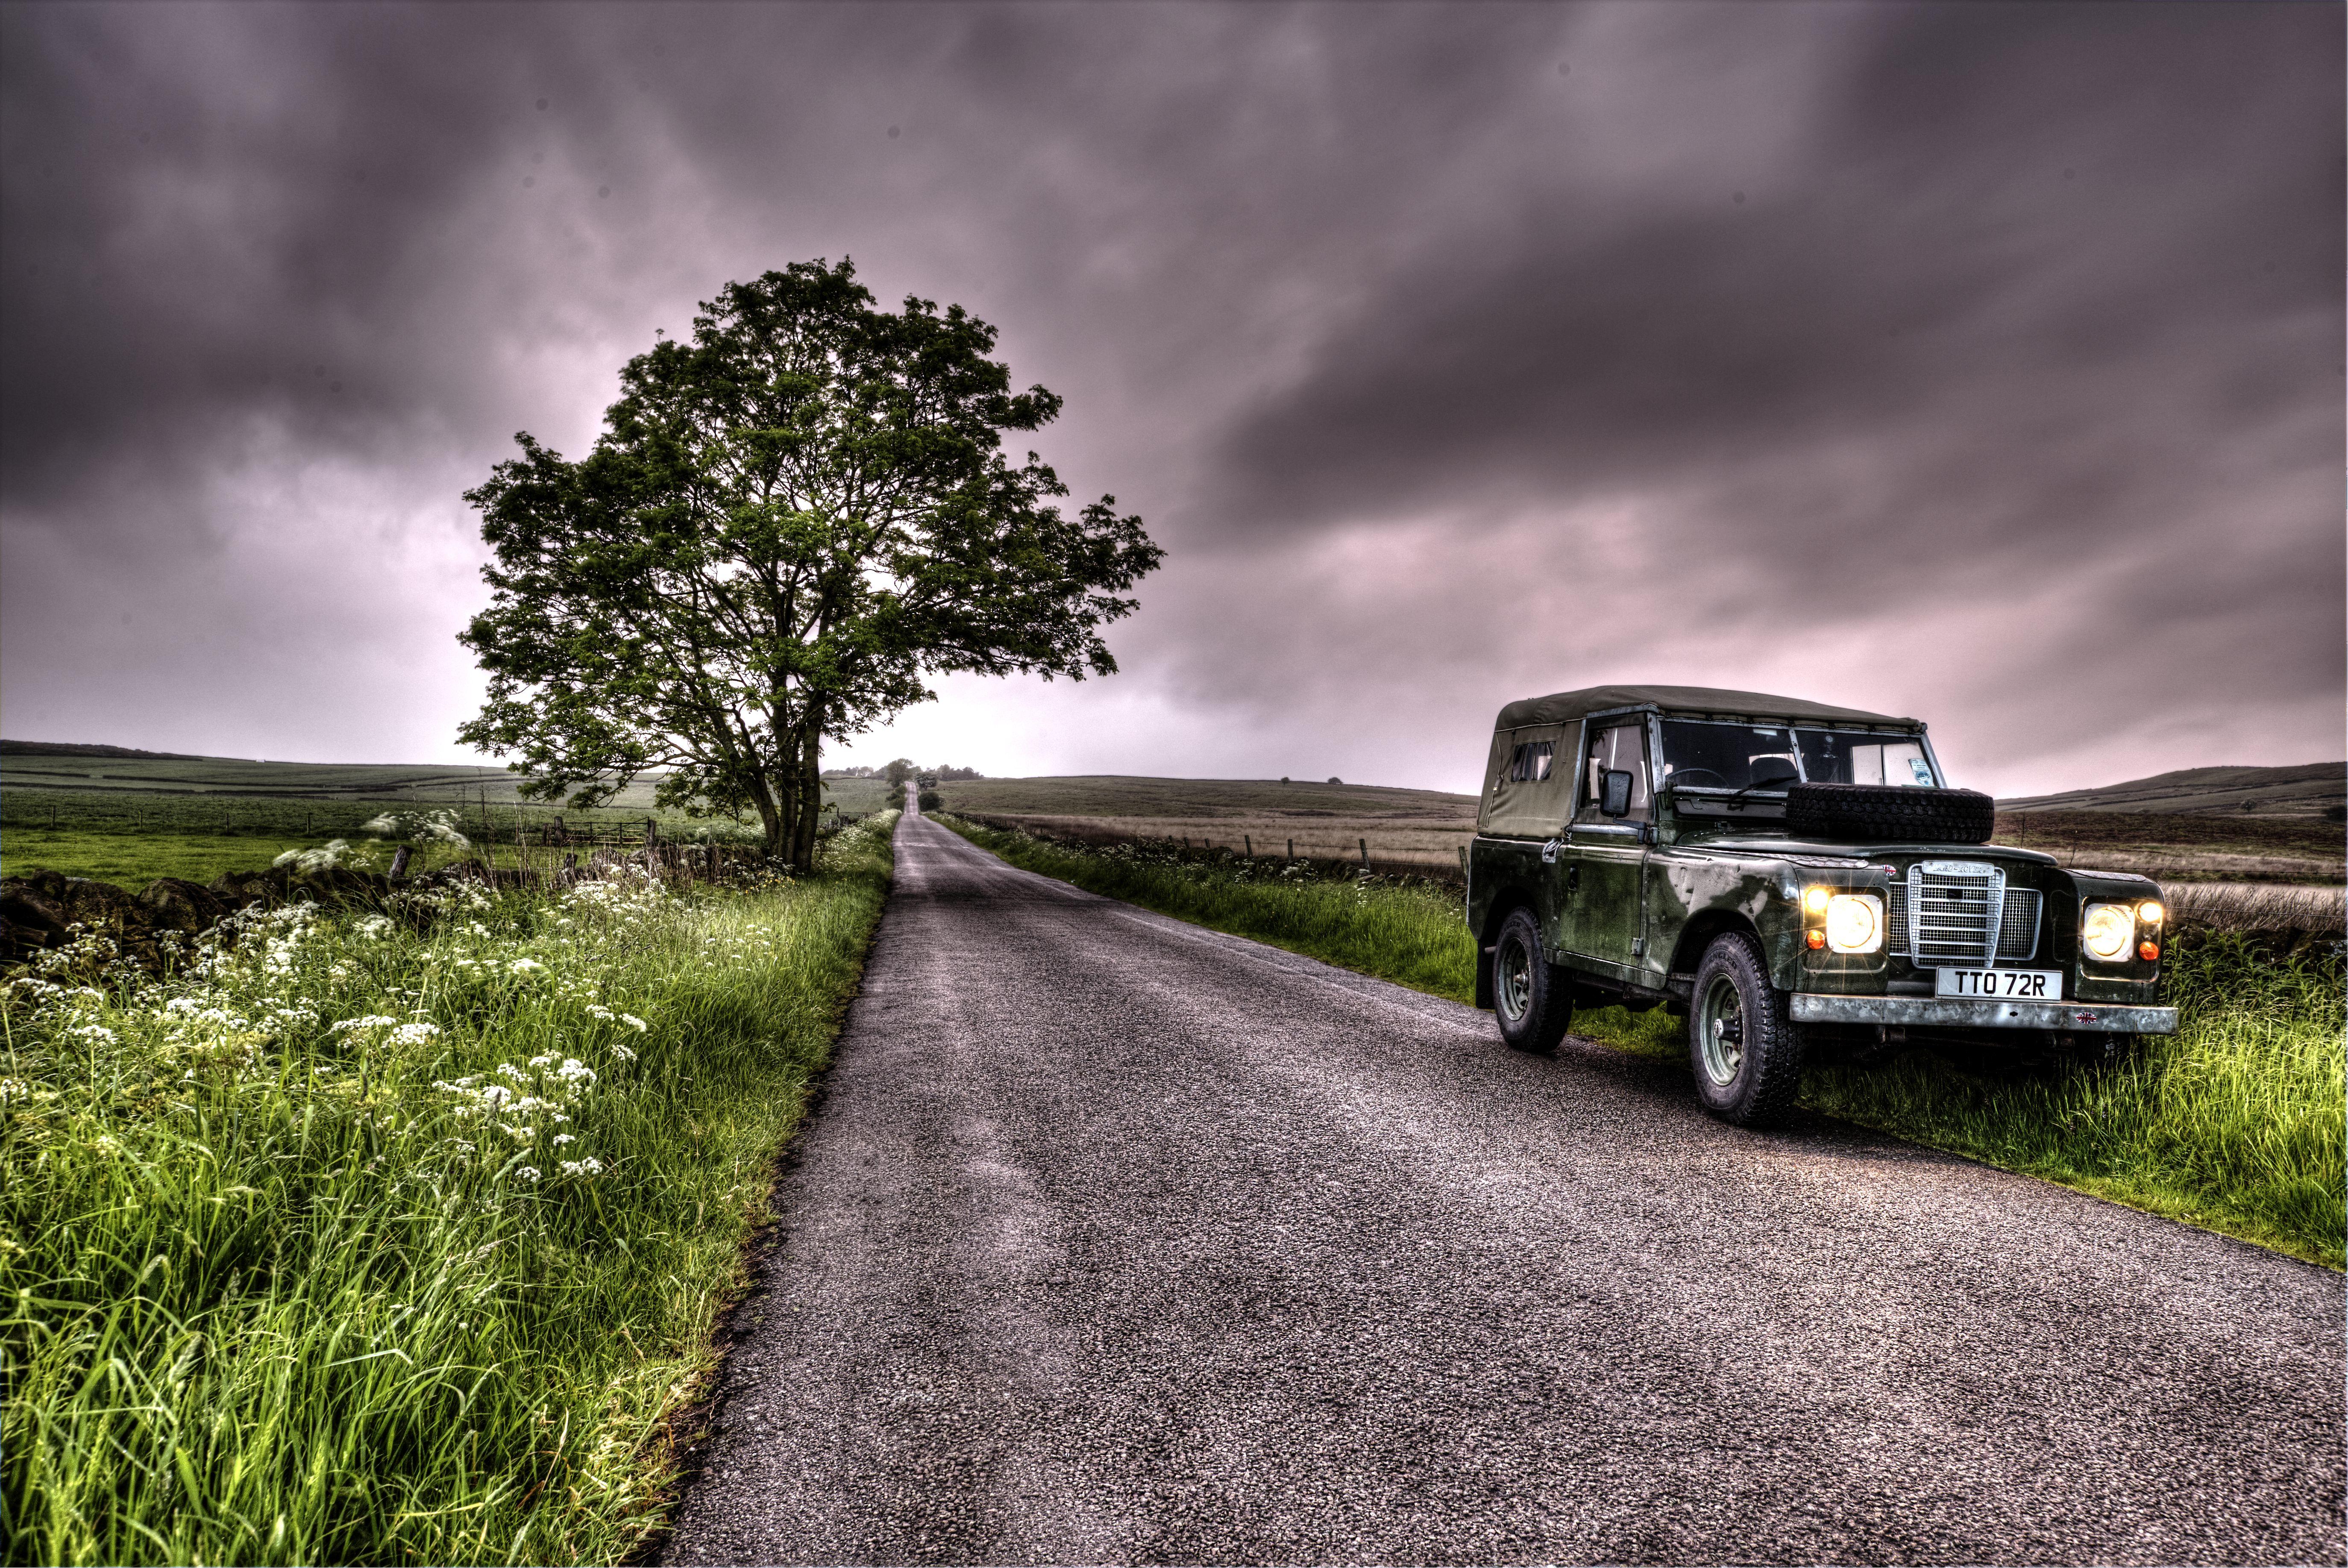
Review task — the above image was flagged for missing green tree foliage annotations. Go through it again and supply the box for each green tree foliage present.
[457,260,1162,868]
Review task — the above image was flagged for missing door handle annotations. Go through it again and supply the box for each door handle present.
[1540,838,1561,864]
[1565,865,1581,895]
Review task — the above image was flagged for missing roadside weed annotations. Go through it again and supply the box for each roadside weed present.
[3,814,896,1565]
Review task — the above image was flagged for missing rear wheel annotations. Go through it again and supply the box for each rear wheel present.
[1493,907,1572,1055]
[1688,932,1805,1126]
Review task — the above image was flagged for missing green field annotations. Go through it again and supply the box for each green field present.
[5,814,901,1565]
[939,815,2345,1271]
[0,749,580,805]
[929,774,1474,819]
[2,771,898,893]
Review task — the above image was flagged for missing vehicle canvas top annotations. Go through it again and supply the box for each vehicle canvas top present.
[1491,684,1917,731]
[1479,685,1920,837]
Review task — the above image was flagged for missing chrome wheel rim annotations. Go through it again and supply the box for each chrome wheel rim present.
[1496,931,1535,1025]
[1698,973,1745,1086]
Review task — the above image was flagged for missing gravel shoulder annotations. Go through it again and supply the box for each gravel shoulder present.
[663,813,2344,1565]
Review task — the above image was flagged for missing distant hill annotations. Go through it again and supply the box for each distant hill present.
[2000,762,2345,816]
[2,739,208,761]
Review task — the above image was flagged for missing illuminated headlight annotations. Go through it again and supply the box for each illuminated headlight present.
[2081,902,2134,961]
[1824,893,1884,954]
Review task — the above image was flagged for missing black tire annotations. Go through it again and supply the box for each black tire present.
[1784,783,1996,845]
[1687,932,1806,1126]
[1492,907,1572,1055]
[2071,1031,2139,1070]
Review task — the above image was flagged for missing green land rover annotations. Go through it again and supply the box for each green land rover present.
[1465,685,2176,1126]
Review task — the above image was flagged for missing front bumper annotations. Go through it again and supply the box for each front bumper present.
[1789,994,2177,1035]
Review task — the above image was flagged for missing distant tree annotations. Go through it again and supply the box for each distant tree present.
[917,788,944,811]
[1280,776,1290,784]
[1328,776,1342,784]
[457,259,1162,869]
[883,758,918,788]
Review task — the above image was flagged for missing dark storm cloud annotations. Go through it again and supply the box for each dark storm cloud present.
[0,1,2336,790]
[1211,4,2336,555]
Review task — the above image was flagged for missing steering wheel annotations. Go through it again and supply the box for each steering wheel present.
[1668,768,1729,788]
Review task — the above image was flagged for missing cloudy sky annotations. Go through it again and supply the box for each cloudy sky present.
[3,1,2338,797]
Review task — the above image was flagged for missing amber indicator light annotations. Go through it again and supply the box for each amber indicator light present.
[2139,941,2160,962]
[1805,929,1827,950]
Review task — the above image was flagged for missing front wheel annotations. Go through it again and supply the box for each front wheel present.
[1688,932,1805,1126]
[1492,907,1572,1054]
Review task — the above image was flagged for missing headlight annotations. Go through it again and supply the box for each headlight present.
[2138,900,2163,926]
[2081,902,2134,961]
[1824,893,1884,954]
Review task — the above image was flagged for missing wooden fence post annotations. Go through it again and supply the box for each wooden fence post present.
[1244,835,1252,857]
[1287,839,1294,860]
[1359,838,1369,866]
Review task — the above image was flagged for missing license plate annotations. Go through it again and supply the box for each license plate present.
[1935,967,2062,1000]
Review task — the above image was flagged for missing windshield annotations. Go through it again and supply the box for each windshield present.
[1657,719,1937,791]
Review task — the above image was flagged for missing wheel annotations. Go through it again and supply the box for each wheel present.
[1492,907,1572,1054]
[1687,932,1806,1126]
[1783,783,1996,845]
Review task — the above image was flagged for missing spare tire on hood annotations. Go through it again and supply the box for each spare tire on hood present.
[1784,783,1996,845]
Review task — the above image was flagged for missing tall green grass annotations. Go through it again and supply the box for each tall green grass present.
[946,818,2344,1269]
[1804,929,2344,1268]
[3,813,897,1565]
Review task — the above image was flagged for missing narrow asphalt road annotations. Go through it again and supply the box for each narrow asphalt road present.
[665,813,2343,1565]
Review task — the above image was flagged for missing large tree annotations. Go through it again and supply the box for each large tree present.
[457,260,1162,869]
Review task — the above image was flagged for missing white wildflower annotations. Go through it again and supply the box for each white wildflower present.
[514,1166,541,1183]
[558,1157,604,1177]
[389,1023,440,1046]
[331,1015,400,1033]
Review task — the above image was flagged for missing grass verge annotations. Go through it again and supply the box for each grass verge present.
[943,817,2343,1270]
[3,812,898,1565]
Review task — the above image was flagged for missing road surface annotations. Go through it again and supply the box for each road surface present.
[665,813,2342,1564]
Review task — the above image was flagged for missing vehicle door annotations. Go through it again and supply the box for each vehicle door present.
[1479,722,1576,946]
[1562,719,1652,974]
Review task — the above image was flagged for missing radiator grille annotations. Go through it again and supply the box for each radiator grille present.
[1881,871,2043,964]
[1893,861,2009,967]
[1998,889,2043,961]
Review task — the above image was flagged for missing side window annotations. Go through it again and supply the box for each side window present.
[1581,723,1652,819]
[1507,740,1556,783]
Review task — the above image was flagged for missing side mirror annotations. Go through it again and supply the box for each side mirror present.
[1601,769,1635,818]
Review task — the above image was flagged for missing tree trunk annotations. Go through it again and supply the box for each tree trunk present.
[790,715,823,873]
[751,776,786,860]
